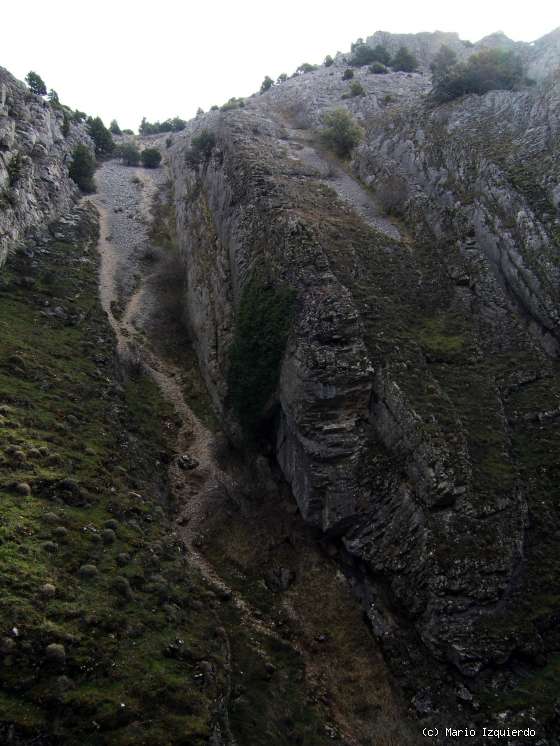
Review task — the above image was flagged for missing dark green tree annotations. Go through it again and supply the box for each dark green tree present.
[109,119,122,134]
[68,144,96,193]
[87,116,114,156]
[392,46,418,72]
[25,71,47,96]
[260,75,274,94]
[277,73,288,83]
[324,55,334,67]
[48,89,60,106]
[342,68,354,80]
[141,148,162,168]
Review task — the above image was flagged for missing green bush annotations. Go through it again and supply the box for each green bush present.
[186,130,216,167]
[369,62,388,74]
[319,108,363,158]
[296,63,318,74]
[109,119,122,134]
[122,128,134,135]
[277,73,288,83]
[432,49,526,102]
[141,148,162,168]
[349,81,365,97]
[87,116,114,157]
[25,71,46,96]
[7,152,23,187]
[118,143,141,166]
[392,46,418,72]
[69,144,96,193]
[73,110,86,123]
[221,97,245,111]
[227,275,296,435]
[324,55,334,67]
[260,75,274,94]
[342,68,354,80]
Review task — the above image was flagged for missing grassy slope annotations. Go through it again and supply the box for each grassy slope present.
[0,220,225,745]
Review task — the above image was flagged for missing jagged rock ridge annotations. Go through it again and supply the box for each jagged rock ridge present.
[165,28,560,731]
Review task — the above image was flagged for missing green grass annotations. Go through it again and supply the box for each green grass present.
[0,220,225,744]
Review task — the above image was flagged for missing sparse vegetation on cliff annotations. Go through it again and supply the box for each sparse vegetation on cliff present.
[25,71,46,96]
[228,276,296,435]
[319,108,363,158]
[432,48,527,101]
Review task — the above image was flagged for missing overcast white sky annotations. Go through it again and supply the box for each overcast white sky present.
[2,1,558,130]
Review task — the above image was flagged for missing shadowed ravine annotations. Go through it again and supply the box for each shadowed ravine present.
[91,160,409,745]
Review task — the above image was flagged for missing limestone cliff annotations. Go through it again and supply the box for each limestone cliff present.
[166,29,560,732]
[0,66,92,266]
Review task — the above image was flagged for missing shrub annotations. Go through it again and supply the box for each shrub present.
[350,81,365,97]
[141,148,162,168]
[61,112,70,137]
[324,55,334,67]
[7,152,23,187]
[221,97,245,111]
[69,144,95,193]
[260,75,274,94]
[227,275,296,435]
[186,130,216,167]
[122,128,134,135]
[296,63,318,74]
[369,62,388,74]
[73,110,86,123]
[277,73,288,83]
[432,49,526,102]
[342,68,354,80]
[392,46,418,72]
[25,71,46,96]
[109,119,122,134]
[48,89,60,107]
[87,116,114,157]
[319,108,363,158]
[118,143,141,166]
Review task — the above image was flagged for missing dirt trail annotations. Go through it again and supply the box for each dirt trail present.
[92,163,288,643]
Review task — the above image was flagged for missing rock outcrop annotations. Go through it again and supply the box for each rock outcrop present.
[165,28,560,731]
[0,66,92,266]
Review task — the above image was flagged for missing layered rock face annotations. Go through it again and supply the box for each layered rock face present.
[0,67,92,266]
[168,29,560,707]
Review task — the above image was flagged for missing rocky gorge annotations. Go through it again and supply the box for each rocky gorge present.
[1,24,560,746]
